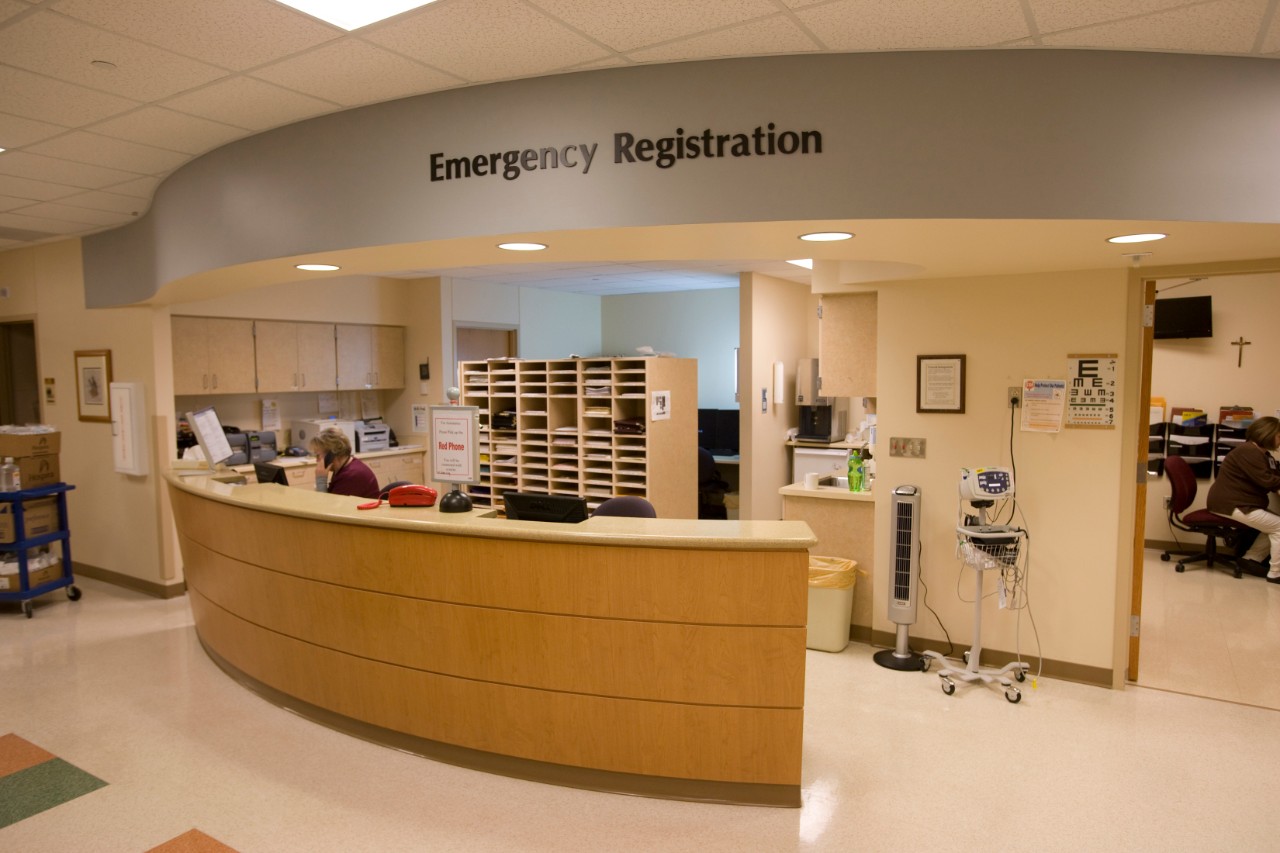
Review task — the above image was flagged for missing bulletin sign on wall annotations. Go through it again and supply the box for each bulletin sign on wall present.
[1065,354,1118,429]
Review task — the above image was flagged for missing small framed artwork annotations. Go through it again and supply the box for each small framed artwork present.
[917,354,966,414]
[75,349,113,422]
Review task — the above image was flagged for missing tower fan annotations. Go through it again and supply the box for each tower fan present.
[873,485,928,671]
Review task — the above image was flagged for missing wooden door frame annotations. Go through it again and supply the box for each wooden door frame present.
[1126,257,1280,682]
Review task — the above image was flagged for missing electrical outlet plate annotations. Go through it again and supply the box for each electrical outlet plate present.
[1008,386,1021,408]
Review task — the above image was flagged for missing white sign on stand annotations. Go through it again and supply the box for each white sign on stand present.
[429,405,479,484]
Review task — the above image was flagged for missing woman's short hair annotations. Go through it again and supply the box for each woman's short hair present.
[1245,416,1280,450]
[309,426,353,457]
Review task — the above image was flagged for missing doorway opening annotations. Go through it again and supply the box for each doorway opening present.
[454,325,517,381]
[0,321,40,425]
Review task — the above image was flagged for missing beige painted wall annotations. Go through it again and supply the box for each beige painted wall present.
[740,272,812,520]
[1144,272,1280,542]
[0,241,168,587]
[874,269,1132,671]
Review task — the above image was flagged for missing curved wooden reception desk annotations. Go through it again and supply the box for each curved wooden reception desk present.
[167,473,815,807]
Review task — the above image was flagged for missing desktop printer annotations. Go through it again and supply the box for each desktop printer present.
[354,422,390,452]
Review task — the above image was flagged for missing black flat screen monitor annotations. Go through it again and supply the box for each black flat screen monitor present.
[254,462,289,485]
[1154,295,1212,339]
[503,491,588,523]
[697,408,740,455]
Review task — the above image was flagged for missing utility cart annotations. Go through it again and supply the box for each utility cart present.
[0,483,78,618]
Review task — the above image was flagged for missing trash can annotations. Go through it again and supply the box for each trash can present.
[807,556,857,653]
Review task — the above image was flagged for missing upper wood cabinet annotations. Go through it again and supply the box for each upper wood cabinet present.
[255,321,337,393]
[172,316,256,395]
[817,293,877,397]
[336,324,404,390]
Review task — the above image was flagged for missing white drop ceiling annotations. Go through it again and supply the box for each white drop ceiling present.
[3,0,1279,294]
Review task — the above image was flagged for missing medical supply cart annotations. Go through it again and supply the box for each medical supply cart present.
[0,483,79,618]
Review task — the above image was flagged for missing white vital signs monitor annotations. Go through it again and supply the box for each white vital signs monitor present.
[958,467,1014,501]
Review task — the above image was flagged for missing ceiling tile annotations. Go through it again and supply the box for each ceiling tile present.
[54,188,149,216]
[161,76,340,131]
[0,66,139,126]
[100,176,161,199]
[795,0,1029,50]
[1040,0,1266,53]
[18,200,132,227]
[0,11,230,101]
[364,0,611,82]
[26,132,189,176]
[0,0,28,23]
[532,0,781,52]
[1029,0,1205,36]
[0,112,69,149]
[0,151,142,190]
[0,210,96,234]
[628,16,823,63]
[90,107,246,155]
[252,39,462,107]
[52,0,342,71]
[0,173,81,202]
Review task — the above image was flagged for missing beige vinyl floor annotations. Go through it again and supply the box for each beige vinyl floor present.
[2,574,1278,852]
[1136,547,1280,709]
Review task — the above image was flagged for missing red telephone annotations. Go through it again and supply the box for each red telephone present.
[357,484,438,510]
[389,484,437,506]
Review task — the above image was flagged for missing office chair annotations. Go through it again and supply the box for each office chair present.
[379,480,412,499]
[591,496,657,518]
[1160,454,1249,578]
[697,447,729,520]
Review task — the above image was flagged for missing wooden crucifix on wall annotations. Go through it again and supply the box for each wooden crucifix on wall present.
[1231,336,1251,367]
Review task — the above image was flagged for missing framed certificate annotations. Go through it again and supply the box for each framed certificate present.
[917,354,966,414]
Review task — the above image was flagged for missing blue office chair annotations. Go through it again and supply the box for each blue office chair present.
[592,496,657,518]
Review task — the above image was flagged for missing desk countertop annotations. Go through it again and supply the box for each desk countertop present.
[778,482,876,502]
[166,470,815,551]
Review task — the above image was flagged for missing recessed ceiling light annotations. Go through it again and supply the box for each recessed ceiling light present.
[271,0,437,31]
[498,242,547,252]
[787,259,814,269]
[1107,233,1167,244]
[296,263,340,271]
[799,231,853,242]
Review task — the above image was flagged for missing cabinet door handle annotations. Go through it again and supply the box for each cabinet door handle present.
[293,373,298,388]
[301,373,306,388]
[212,374,218,389]
[203,374,208,390]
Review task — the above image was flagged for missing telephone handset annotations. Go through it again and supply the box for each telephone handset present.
[323,451,335,468]
[357,484,439,510]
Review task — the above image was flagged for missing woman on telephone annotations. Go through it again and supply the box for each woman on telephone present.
[309,427,380,499]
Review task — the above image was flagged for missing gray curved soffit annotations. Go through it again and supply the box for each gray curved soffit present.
[82,49,1280,307]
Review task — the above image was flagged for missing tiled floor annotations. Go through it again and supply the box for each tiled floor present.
[1136,548,1280,709]
[2,575,1279,851]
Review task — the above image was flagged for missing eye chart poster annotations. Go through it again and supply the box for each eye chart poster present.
[1065,354,1118,429]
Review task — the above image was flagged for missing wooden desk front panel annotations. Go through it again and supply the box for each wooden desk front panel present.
[171,487,807,791]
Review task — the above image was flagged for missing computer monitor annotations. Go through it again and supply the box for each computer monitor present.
[186,406,235,471]
[697,408,740,455]
[254,462,289,486]
[503,491,588,523]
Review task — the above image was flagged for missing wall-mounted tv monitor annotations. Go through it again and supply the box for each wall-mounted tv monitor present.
[1153,295,1212,339]
[254,462,289,486]
[503,491,588,523]
[697,408,740,455]
[186,406,235,470]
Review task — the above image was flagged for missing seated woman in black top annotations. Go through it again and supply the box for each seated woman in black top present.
[1206,416,1280,582]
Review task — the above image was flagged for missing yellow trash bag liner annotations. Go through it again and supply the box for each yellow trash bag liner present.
[808,556,857,590]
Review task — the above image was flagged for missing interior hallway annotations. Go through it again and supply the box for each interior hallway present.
[2,576,1278,852]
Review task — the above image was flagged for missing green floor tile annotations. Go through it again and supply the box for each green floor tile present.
[0,757,107,828]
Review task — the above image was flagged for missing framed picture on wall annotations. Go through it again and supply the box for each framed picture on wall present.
[917,354,966,414]
[75,349,113,422]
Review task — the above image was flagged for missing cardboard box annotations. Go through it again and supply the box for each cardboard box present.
[0,497,58,544]
[14,455,60,490]
[0,546,63,591]
[0,431,60,458]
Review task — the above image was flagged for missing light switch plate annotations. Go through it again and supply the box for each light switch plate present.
[889,437,926,458]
